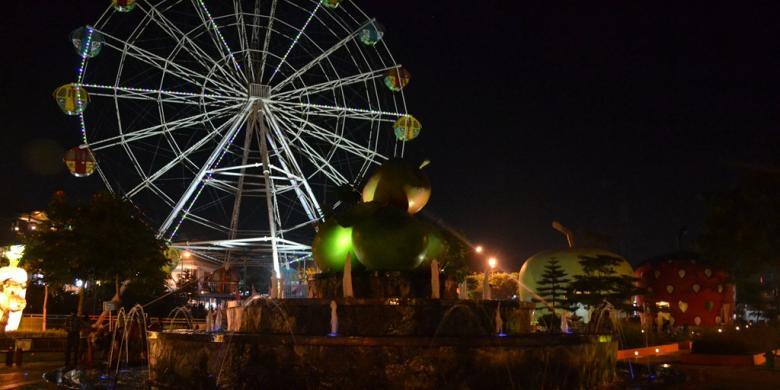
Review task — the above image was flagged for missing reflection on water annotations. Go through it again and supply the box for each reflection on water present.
[43,366,149,389]
[616,361,687,388]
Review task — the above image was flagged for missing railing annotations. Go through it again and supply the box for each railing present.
[205,281,239,294]
[16,314,206,332]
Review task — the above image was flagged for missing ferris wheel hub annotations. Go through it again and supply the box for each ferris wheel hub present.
[248,83,271,99]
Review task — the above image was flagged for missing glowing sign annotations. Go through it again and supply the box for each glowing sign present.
[0,245,28,332]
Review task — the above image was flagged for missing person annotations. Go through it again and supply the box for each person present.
[765,349,777,369]
[80,315,91,361]
[148,317,163,332]
[64,312,82,367]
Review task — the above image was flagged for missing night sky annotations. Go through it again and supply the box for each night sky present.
[1,1,779,268]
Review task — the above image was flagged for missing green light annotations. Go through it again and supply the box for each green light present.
[334,228,352,252]
[313,221,357,273]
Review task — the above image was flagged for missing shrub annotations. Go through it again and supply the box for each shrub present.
[692,326,780,355]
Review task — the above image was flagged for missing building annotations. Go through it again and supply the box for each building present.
[518,247,634,322]
[635,252,735,327]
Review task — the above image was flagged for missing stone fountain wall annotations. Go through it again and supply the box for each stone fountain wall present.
[148,331,617,389]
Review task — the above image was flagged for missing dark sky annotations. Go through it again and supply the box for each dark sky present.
[1,1,779,268]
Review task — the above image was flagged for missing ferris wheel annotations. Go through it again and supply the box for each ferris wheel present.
[54,0,421,279]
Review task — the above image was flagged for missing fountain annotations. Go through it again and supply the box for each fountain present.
[167,306,196,331]
[147,160,618,389]
[45,305,152,389]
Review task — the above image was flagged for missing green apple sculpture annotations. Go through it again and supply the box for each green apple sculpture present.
[351,206,428,271]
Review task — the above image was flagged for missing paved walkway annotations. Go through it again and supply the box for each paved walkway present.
[619,350,780,389]
[0,353,62,389]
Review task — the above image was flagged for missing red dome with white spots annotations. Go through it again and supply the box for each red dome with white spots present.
[635,253,735,327]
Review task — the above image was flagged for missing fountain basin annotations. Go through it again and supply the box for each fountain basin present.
[148,331,617,389]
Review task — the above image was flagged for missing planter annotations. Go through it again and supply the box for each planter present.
[617,342,680,360]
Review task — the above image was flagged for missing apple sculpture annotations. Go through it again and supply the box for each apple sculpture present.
[361,159,431,215]
[351,206,428,271]
[315,159,436,272]
[312,219,361,273]
[414,222,448,270]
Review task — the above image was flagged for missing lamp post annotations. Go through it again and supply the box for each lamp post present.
[483,257,498,300]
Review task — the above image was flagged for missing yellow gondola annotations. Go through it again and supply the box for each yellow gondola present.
[393,115,422,142]
[53,84,90,116]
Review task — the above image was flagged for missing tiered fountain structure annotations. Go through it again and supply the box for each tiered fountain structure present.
[148,161,617,388]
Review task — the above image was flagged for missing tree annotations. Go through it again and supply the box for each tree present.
[568,254,638,314]
[22,192,170,315]
[438,229,477,283]
[535,259,571,316]
[466,272,519,300]
[699,171,780,319]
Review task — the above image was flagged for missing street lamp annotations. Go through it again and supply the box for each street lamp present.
[475,245,484,254]
[488,257,498,270]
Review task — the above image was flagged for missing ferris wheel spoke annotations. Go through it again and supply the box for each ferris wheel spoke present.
[79,83,242,107]
[148,183,177,206]
[191,0,247,84]
[267,0,323,84]
[264,110,323,220]
[257,0,279,82]
[176,210,231,234]
[233,0,249,59]
[267,139,321,221]
[272,65,400,101]
[270,18,376,93]
[267,111,349,185]
[97,29,243,96]
[126,105,251,200]
[158,105,253,238]
[274,110,386,165]
[267,100,401,122]
[89,104,243,151]
[137,2,246,92]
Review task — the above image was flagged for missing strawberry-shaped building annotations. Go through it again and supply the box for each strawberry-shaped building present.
[635,252,735,327]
